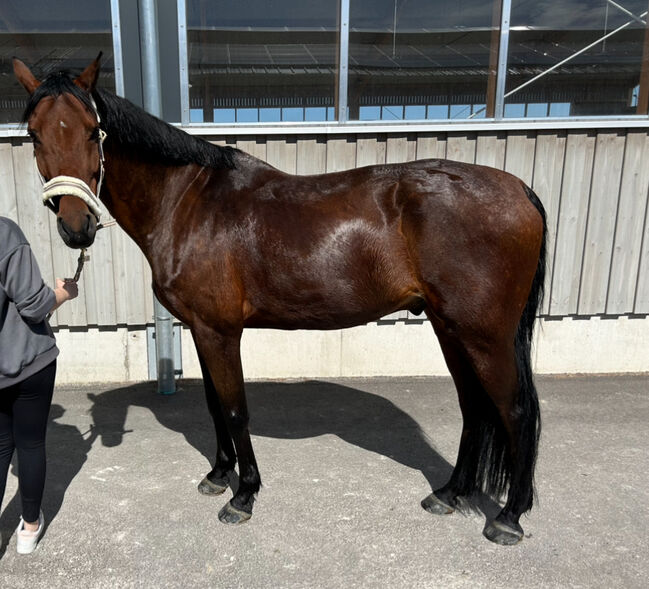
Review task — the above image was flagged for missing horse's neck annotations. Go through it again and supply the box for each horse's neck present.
[101,149,184,250]
[101,148,278,251]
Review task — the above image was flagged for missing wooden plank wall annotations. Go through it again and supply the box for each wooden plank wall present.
[1,128,648,326]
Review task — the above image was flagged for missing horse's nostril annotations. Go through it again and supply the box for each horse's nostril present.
[57,217,69,235]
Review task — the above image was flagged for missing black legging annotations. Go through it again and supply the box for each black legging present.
[0,360,56,523]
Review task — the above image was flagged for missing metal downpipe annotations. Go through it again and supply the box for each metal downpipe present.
[138,0,176,394]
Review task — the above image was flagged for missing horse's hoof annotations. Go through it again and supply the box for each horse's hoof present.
[198,476,228,496]
[421,493,455,515]
[218,502,252,525]
[483,520,524,545]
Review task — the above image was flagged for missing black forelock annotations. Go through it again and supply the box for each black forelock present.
[21,71,96,124]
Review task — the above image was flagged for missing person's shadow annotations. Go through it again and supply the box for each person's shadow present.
[0,404,97,557]
[85,379,501,517]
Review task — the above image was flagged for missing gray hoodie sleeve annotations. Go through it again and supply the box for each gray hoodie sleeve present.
[0,243,56,324]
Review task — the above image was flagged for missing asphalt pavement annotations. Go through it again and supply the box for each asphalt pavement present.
[1,375,647,588]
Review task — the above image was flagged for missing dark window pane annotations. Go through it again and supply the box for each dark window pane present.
[506,0,647,117]
[0,0,115,124]
[349,0,499,121]
[187,0,337,123]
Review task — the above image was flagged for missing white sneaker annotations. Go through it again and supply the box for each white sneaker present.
[16,510,44,554]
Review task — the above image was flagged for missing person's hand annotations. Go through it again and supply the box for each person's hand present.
[56,278,79,301]
[50,278,79,313]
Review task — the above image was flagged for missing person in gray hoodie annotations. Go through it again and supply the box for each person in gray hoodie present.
[0,215,78,554]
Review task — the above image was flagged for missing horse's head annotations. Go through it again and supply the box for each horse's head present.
[13,55,105,249]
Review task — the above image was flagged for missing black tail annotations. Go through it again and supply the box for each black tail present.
[455,186,546,508]
[509,185,546,509]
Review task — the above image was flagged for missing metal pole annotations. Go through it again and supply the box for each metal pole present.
[109,0,125,97]
[337,0,350,123]
[139,0,176,394]
[494,0,512,119]
[485,0,504,118]
[177,0,190,125]
[606,0,647,26]
[636,1,649,114]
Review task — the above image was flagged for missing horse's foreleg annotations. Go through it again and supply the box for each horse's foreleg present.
[196,349,236,496]
[194,326,261,525]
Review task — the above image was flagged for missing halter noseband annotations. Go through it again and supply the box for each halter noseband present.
[36,95,107,221]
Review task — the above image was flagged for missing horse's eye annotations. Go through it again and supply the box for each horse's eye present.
[90,127,100,142]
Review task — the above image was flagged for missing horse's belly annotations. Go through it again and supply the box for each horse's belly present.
[241,219,425,330]
[243,291,426,331]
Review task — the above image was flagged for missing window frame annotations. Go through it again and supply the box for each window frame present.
[2,0,648,131]
[177,0,649,130]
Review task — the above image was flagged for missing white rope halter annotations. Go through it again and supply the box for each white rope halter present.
[36,95,107,220]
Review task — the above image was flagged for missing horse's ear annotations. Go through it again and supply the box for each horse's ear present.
[74,52,103,93]
[13,58,41,94]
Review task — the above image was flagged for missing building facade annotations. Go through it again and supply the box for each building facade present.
[1,0,649,381]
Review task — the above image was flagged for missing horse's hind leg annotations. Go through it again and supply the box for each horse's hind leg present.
[462,338,539,545]
[423,320,539,545]
[421,329,489,515]
[196,350,236,496]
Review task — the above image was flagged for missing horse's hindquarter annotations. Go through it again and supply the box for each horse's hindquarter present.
[398,160,544,338]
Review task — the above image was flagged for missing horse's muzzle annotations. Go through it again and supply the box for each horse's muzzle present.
[57,214,97,249]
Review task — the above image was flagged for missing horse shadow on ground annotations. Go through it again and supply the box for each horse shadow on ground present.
[87,379,456,491]
[0,379,502,555]
[86,379,502,518]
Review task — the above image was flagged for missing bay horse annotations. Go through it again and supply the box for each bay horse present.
[14,56,546,545]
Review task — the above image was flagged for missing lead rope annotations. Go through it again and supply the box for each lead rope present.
[70,219,117,282]
[73,248,90,282]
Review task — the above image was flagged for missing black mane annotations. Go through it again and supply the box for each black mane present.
[22,71,238,170]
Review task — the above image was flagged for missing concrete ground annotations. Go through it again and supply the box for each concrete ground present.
[0,375,647,588]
